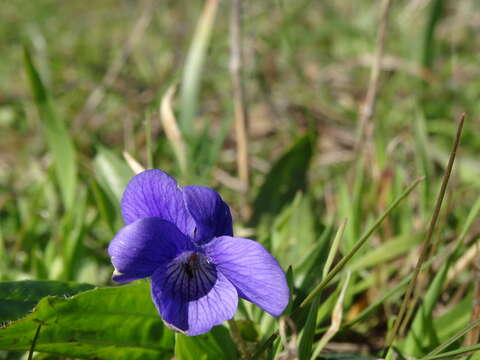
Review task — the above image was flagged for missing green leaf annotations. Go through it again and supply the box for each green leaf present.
[0,281,174,359]
[235,320,259,342]
[284,266,295,316]
[413,112,433,215]
[319,356,379,360]
[270,193,318,269]
[349,234,422,271]
[175,325,237,360]
[23,47,77,209]
[179,0,219,140]
[434,290,473,342]
[60,186,89,281]
[403,260,450,357]
[298,297,320,360]
[252,132,316,225]
[297,223,333,293]
[94,146,134,203]
[89,178,118,236]
[421,0,445,70]
[0,280,94,322]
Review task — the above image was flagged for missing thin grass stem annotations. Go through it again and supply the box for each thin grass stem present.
[422,317,480,360]
[387,113,465,346]
[27,324,41,360]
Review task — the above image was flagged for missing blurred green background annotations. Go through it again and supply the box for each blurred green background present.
[1,0,480,359]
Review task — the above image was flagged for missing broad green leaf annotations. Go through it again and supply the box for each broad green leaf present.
[0,280,93,322]
[252,132,315,225]
[0,282,174,359]
[94,146,134,203]
[23,47,77,209]
[175,325,237,360]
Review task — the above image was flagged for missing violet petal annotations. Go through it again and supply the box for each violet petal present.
[108,217,192,282]
[151,260,238,335]
[183,185,233,244]
[205,236,289,317]
[120,169,195,237]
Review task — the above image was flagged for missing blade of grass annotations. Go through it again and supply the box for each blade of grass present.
[403,258,450,356]
[123,151,145,174]
[344,245,451,331]
[283,266,295,317]
[145,111,153,169]
[413,111,433,215]
[179,0,220,139]
[345,272,411,328]
[89,179,117,236]
[23,46,77,209]
[323,218,347,279]
[230,0,250,197]
[425,344,480,360]
[250,176,423,360]
[298,297,320,360]
[356,0,393,151]
[445,196,480,283]
[421,0,445,71]
[387,113,465,346]
[422,318,480,360]
[160,85,188,176]
[94,146,134,202]
[310,271,351,360]
[300,176,423,309]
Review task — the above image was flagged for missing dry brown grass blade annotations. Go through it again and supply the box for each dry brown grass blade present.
[230,0,250,197]
[356,0,393,154]
[160,85,188,175]
[446,239,480,285]
[123,151,145,174]
[311,271,351,359]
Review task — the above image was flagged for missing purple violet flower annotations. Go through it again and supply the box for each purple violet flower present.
[108,169,289,336]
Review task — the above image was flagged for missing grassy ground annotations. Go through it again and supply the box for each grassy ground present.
[1,0,480,359]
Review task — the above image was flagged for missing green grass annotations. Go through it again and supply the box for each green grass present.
[1,0,480,359]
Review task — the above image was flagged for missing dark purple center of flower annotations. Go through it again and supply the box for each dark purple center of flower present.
[162,252,216,302]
